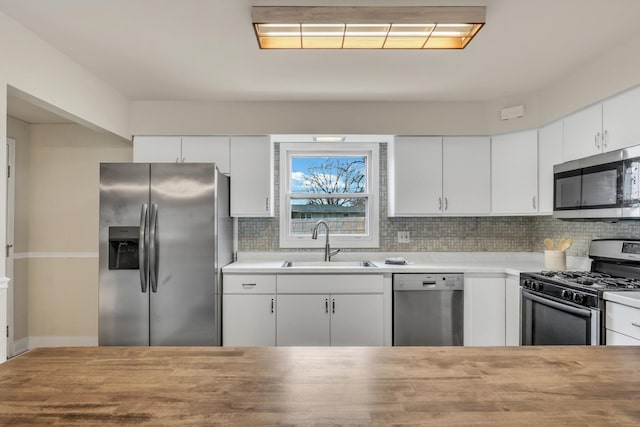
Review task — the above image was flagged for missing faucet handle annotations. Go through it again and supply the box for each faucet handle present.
[328,248,341,261]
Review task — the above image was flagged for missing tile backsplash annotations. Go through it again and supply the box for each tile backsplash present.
[238,143,640,257]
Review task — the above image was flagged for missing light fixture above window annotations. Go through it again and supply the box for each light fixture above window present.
[252,6,485,49]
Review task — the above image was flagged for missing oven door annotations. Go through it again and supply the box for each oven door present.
[521,289,600,345]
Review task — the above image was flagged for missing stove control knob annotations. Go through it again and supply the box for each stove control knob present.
[532,282,542,292]
[573,293,584,304]
[561,290,573,300]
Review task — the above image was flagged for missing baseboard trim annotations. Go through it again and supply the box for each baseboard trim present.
[28,336,98,349]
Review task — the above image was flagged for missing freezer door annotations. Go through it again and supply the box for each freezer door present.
[99,163,150,346]
[149,164,218,345]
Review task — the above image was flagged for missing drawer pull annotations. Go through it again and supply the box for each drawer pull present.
[242,283,257,287]
[632,322,640,328]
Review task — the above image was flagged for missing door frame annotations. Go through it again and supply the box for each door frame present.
[6,138,15,358]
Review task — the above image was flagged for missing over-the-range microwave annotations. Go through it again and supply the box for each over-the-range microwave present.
[554,145,640,220]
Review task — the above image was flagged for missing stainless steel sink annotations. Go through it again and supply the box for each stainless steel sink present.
[281,260,377,268]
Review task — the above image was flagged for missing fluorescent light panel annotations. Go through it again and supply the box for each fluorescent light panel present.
[252,6,485,49]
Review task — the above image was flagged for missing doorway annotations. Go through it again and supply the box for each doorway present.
[6,137,15,358]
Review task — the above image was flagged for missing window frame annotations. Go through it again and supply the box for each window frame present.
[279,142,379,249]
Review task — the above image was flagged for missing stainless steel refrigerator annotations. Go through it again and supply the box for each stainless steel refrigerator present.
[99,163,232,346]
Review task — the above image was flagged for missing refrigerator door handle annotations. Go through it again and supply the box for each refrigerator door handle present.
[139,204,149,293]
[149,203,159,293]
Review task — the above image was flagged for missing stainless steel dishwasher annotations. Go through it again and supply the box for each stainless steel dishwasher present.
[393,273,464,346]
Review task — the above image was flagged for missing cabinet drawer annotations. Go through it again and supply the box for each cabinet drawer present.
[606,301,640,340]
[606,329,640,346]
[277,274,383,294]
[223,275,276,294]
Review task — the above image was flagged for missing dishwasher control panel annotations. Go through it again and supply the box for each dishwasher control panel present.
[393,273,464,291]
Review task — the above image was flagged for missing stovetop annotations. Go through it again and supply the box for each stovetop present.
[535,270,640,291]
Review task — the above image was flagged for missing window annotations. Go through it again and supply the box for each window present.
[280,142,379,248]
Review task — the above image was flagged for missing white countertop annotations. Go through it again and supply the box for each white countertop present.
[223,252,591,276]
[603,291,640,309]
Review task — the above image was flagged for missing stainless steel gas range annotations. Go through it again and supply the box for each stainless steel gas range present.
[520,239,640,346]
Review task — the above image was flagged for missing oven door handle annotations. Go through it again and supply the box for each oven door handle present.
[523,291,591,317]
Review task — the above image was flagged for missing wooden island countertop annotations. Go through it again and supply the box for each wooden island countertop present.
[0,346,639,425]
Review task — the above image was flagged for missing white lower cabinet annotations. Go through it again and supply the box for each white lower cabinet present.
[505,276,521,346]
[276,294,331,346]
[276,293,383,346]
[464,276,506,346]
[222,274,276,346]
[223,294,275,346]
[605,300,640,345]
[276,274,384,346]
[223,273,384,346]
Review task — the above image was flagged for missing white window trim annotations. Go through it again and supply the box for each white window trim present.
[279,142,379,249]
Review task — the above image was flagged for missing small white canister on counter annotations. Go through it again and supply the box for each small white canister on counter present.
[544,250,567,270]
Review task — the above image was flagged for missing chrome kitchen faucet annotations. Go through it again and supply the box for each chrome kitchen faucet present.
[311,220,340,262]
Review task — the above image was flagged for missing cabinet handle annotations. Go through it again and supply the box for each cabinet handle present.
[603,130,608,149]
[271,298,274,314]
[595,132,601,150]
[332,298,335,314]
[532,196,536,210]
[175,157,180,163]
[439,197,442,211]
[632,322,640,328]
[325,298,329,314]
[445,198,448,211]
[242,283,257,287]
[265,197,269,211]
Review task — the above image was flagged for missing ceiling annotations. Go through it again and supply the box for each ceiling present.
[1,0,640,103]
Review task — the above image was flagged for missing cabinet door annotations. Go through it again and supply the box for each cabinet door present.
[602,86,640,152]
[388,136,443,215]
[442,136,491,215]
[563,104,602,162]
[606,329,640,346]
[222,294,275,346]
[505,276,520,346]
[230,136,274,217]
[133,136,181,163]
[491,130,538,214]
[330,294,383,346]
[538,120,564,214]
[181,136,230,173]
[276,294,330,346]
[464,277,506,346]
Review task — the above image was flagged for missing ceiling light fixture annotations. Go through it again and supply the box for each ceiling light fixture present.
[313,136,346,142]
[252,6,485,49]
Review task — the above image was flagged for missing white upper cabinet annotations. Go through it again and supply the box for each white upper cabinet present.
[230,135,274,217]
[388,136,490,216]
[180,136,230,172]
[443,136,491,215]
[388,136,442,215]
[563,104,602,162]
[491,130,538,215]
[133,136,182,163]
[563,86,640,162]
[538,121,564,214]
[133,135,230,174]
[602,85,640,152]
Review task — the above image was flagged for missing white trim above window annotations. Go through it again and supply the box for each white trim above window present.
[279,142,380,249]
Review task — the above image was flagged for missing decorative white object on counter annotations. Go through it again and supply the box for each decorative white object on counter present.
[544,250,566,270]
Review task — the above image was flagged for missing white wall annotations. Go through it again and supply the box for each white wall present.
[0,10,131,278]
[131,33,640,138]
[131,100,490,136]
